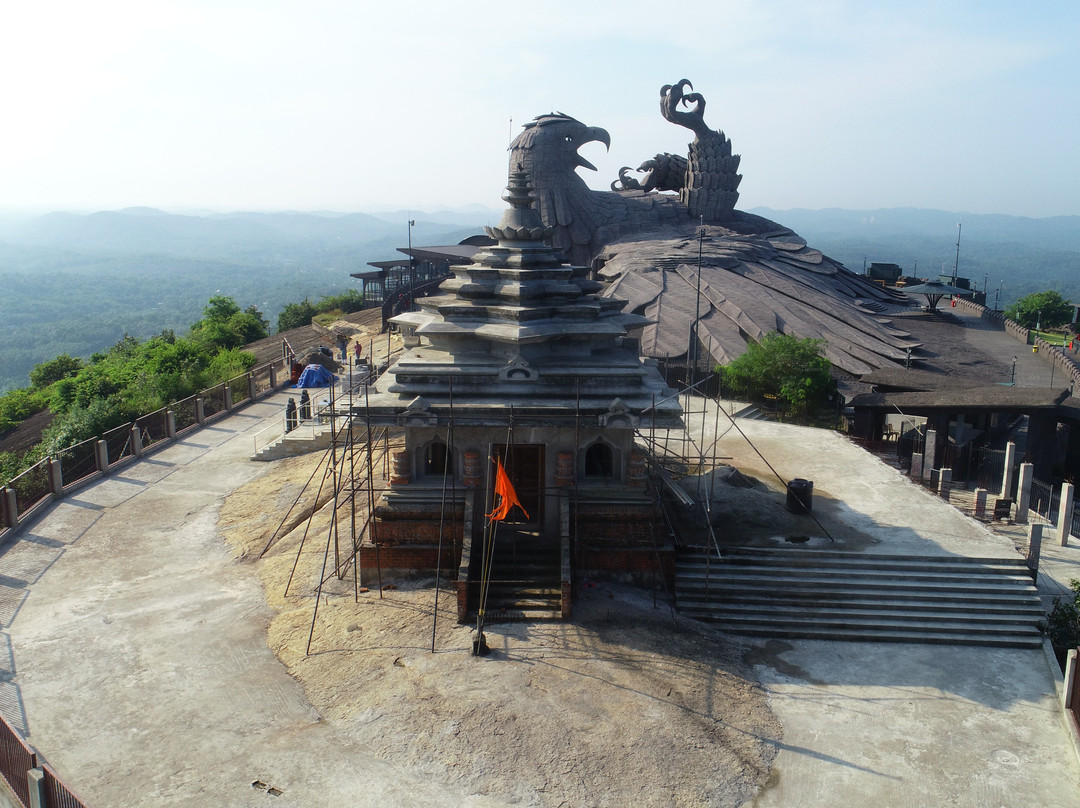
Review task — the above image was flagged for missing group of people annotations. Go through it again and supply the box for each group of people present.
[284,390,313,432]
[285,340,367,432]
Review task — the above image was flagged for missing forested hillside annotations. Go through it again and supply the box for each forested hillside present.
[0,209,483,392]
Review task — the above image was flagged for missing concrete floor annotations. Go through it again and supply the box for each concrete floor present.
[674,399,1080,807]
[3,321,1080,805]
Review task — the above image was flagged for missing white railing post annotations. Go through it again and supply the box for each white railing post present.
[47,458,63,499]
[94,439,110,475]
[1059,482,1075,546]
[1015,463,1034,523]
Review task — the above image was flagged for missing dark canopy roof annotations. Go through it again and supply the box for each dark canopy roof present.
[848,386,1070,412]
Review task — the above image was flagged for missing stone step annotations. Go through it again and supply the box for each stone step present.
[677,570,1034,593]
[680,602,1043,625]
[251,425,334,460]
[673,613,1045,648]
[674,547,1044,648]
[483,605,563,623]
[679,592,1044,615]
[682,548,1030,569]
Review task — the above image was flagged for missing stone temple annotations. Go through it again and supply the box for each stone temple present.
[359,172,682,621]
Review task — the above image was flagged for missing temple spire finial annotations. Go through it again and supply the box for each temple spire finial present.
[483,171,552,244]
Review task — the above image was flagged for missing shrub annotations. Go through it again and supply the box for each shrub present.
[29,354,83,388]
[1004,290,1073,330]
[1047,579,1080,670]
[718,332,832,418]
[277,299,318,332]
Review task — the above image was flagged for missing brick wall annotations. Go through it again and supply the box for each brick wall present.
[578,547,675,587]
[357,543,461,575]
[572,502,657,547]
[373,510,463,546]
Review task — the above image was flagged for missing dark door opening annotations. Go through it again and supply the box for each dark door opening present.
[491,444,544,526]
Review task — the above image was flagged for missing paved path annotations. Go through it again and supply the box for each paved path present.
[2,394,505,808]
[2,391,1079,806]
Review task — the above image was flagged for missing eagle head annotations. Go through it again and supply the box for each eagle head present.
[509,113,611,186]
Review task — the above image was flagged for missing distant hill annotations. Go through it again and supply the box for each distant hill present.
[0,208,486,393]
[1,205,1077,394]
[748,207,1080,307]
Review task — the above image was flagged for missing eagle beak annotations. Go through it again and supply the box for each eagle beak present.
[575,126,611,172]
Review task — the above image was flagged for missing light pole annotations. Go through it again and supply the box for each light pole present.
[953,222,961,282]
[407,218,416,310]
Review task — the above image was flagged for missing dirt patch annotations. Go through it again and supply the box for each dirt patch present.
[220,454,782,807]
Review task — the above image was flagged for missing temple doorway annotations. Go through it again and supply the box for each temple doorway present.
[491,443,544,526]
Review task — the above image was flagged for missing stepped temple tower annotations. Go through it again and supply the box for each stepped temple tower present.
[359,172,682,620]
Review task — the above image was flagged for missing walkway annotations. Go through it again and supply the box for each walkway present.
[1,393,1078,806]
[1,393,505,808]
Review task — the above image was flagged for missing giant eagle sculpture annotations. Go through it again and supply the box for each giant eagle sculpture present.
[508,80,920,377]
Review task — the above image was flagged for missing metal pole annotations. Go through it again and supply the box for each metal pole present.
[432,377,455,652]
[953,222,961,282]
[363,381,383,597]
[407,218,416,310]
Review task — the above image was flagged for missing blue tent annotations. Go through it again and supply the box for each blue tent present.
[293,364,335,388]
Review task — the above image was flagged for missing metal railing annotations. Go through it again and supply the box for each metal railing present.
[56,440,97,490]
[42,763,90,808]
[172,393,199,434]
[1030,477,1059,524]
[0,712,36,806]
[134,408,169,449]
[7,461,50,521]
[0,357,295,807]
[102,423,134,466]
[1,357,291,540]
[0,711,91,808]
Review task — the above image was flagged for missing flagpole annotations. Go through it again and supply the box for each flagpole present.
[474,443,497,655]
[432,377,454,653]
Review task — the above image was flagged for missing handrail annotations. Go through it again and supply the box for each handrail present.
[2,357,290,540]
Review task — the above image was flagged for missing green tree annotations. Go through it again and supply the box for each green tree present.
[317,289,364,314]
[277,298,318,332]
[190,295,269,350]
[1003,290,1074,330]
[0,387,48,432]
[719,332,833,418]
[29,354,83,388]
[0,451,23,486]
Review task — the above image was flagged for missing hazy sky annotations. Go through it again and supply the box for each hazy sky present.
[2,1,1077,217]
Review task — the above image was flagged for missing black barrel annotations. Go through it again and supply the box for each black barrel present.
[786,478,814,515]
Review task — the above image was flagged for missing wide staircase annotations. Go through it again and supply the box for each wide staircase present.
[466,528,562,621]
[676,547,1044,648]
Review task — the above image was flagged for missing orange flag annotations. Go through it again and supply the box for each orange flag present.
[487,459,529,522]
